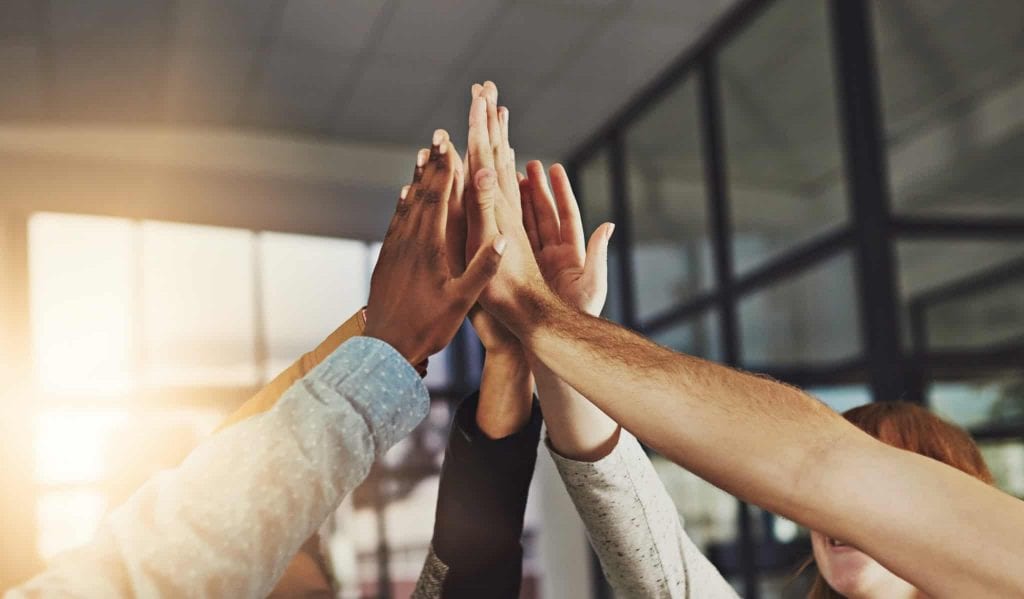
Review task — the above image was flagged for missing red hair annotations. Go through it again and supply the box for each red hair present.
[802,401,992,597]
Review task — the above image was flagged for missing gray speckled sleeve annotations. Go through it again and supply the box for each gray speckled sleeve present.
[8,337,429,599]
[549,431,740,599]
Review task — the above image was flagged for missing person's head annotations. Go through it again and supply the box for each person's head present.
[806,401,993,599]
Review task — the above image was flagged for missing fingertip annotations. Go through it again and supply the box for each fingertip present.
[517,171,527,184]
[400,185,410,199]
[416,148,430,167]
[550,163,567,178]
[607,222,616,240]
[471,83,483,97]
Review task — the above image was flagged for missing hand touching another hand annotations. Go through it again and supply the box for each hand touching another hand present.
[364,129,506,365]
[463,82,548,326]
[520,161,614,316]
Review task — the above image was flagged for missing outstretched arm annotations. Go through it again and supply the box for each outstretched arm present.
[465,84,1024,598]
[415,90,539,598]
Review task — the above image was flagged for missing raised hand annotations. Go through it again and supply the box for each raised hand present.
[520,161,614,316]
[364,129,506,365]
[463,82,548,323]
[447,84,521,354]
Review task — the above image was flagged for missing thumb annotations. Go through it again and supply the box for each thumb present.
[455,235,507,303]
[582,222,614,299]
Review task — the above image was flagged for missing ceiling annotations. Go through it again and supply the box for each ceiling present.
[0,0,737,158]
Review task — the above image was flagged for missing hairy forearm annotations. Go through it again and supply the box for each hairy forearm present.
[477,349,535,439]
[503,288,857,522]
[504,287,1024,596]
[529,355,619,462]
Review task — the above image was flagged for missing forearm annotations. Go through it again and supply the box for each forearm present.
[508,289,1024,597]
[12,337,428,598]
[529,355,619,462]
[505,289,837,512]
[477,348,535,439]
[418,390,542,598]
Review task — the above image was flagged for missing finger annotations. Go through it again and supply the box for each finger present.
[499,106,509,143]
[446,172,468,276]
[413,148,430,183]
[550,163,586,253]
[582,222,615,307]
[520,178,541,253]
[415,134,456,241]
[453,236,507,306]
[384,184,413,240]
[526,160,561,248]
[467,94,494,176]
[483,83,510,190]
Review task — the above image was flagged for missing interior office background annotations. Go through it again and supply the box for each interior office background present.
[0,0,1021,597]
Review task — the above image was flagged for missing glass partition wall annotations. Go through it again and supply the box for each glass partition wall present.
[567,0,1024,596]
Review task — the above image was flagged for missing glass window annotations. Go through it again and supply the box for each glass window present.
[650,310,722,362]
[140,221,257,387]
[872,1,1024,216]
[625,77,714,320]
[720,0,848,275]
[578,149,624,323]
[929,374,1024,432]
[260,232,368,377]
[807,385,872,414]
[897,240,1024,351]
[738,253,862,367]
[29,213,136,395]
[925,276,1024,351]
[980,439,1024,499]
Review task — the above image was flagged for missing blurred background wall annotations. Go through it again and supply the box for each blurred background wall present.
[1,1,1021,598]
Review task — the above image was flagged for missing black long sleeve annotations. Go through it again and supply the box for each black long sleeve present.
[420,391,542,598]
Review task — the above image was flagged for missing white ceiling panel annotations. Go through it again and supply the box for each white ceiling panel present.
[278,0,389,58]
[53,44,166,121]
[464,3,598,82]
[627,0,738,22]
[0,0,39,41]
[0,43,43,119]
[3,0,737,159]
[337,56,449,143]
[248,43,356,133]
[50,0,172,47]
[166,48,253,122]
[375,0,503,63]
[174,0,278,44]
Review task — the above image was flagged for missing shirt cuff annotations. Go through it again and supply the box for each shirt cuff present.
[448,391,543,466]
[546,429,645,485]
[308,336,429,456]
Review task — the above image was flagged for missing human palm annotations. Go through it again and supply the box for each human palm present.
[520,161,614,317]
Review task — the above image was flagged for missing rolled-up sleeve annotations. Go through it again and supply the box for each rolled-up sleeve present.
[9,336,429,599]
[549,432,739,599]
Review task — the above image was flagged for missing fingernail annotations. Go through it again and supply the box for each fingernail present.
[494,236,507,256]
[417,149,429,167]
[607,223,616,239]
[439,142,448,155]
[432,129,444,146]
[472,83,482,97]
[400,185,410,199]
